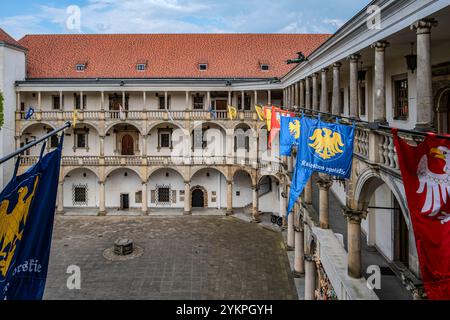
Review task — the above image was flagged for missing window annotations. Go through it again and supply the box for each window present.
[158,129,172,149]
[193,129,207,149]
[135,191,142,204]
[193,96,204,109]
[73,185,87,205]
[359,83,366,116]
[52,95,64,110]
[260,64,270,71]
[157,186,171,204]
[50,134,59,148]
[238,96,251,110]
[74,93,87,110]
[159,95,171,109]
[199,63,208,71]
[74,129,89,150]
[136,63,147,71]
[393,77,409,120]
[76,64,86,72]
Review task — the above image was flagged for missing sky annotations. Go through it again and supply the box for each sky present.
[0,0,371,39]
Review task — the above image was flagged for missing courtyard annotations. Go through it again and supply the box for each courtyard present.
[43,215,298,300]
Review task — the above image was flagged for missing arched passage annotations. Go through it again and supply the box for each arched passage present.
[148,168,185,208]
[258,175,281,214]
[191,168,227,209]
[232,169,253,209]
[436,87,450,134]
[355,171,418,276]
[105,123,141,156]
[63,168,99,209]
[20,123,58,156]
[105,168,142,210]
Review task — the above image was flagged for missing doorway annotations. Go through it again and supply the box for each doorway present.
[121,134,134,155]
[215,99,227,111]
[192,189,205,208]
[120,193,130,210]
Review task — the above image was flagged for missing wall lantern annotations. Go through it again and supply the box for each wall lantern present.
[405,42,417,74]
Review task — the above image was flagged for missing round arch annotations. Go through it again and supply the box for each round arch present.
[105,121,143,135]
[190,166,228,181]
[192,121,227,133]
[105,167,144,182]
[20,122,56,135]
[354,168,411,229]
[147,121,187,135]
[435,87,450,134]
[147,167,186,183]
[63,166,99,181]
[190,185,208,208]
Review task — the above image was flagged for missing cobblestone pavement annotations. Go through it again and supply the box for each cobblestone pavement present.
[44,215,298,300]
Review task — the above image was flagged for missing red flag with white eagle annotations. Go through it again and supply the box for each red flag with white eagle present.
[393,129,450,300]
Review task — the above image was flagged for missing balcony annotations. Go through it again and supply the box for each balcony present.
[17,110,257,122]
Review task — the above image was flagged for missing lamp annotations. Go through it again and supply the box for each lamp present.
[405,42,417,74]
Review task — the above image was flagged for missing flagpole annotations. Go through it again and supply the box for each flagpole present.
[295,107,450,141]
[0,121,72,165]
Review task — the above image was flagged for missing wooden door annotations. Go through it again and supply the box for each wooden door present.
[121,134,134,155]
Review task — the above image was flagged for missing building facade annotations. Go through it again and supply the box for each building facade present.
[1,0,450,300]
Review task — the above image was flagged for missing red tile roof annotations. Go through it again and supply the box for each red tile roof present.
[0,28,25,50]
[18,34,330,79]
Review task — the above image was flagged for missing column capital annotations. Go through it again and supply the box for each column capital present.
[304,254,316,262]
[321,67,329,73]
[316,177,333,190]
[311,72,319,79]
[342,206,367,224]
[333,62,342,69]
[98,180,105,185]
[371,40,390,51]
[411,18,438,34]
[227,180,233,185]
[184,180,191,185]
[347,53,361,62]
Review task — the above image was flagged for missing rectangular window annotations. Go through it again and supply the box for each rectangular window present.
[199,63,208,71]
[136,63,146,71]
[76,133,86,148]
[394,77,409,120]
[74,94,87,110]
[359,83,366,116]
[157,187,170,204]
[135,191,142,204]
[193,96,204,109]
[158,130,172,149]
[74,129,89,150]
[260,64,270,71]
[159,95,171,109]
[238,96,251,110]
[73,185,88,205]
[76,64,86,72]
[52,95,64,110]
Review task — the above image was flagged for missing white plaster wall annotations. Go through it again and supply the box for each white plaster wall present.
[105,169,142,208]
[148,169,184,208]
[191,169,226,208]
[259,178,280,214]
[63,127,100,156]
[232,171,252,208]
[63,169,99,207]
[20,124,54,156]
[373,184,393,261]
[0,45,25,188]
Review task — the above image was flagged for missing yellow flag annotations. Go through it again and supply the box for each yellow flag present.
[73,109,78,128]
[255,105,265,122]
[227,105,237,120]
[264,107,272,131]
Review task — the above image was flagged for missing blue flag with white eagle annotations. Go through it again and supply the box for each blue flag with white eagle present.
[0,135,63,300]
[298,117,355,179]
[280,116,301,156]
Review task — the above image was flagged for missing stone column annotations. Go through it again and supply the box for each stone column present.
[81,91,84,110]
[252,184,260,222]
[99,181,106,216]
[267,90,272,105]
[185,91,189,109]
[59,91,64,110]
[228,91,232,105]
[312,73,319,111]
[411,18,438,131]
[305,255,317,300]
[304,177,312,205]
[99,135,105,157]
[254,90,258,106]
[38,92,42,111]
[164,91,168,109]
[294,208,305,275]
[371,41,390,123]
[241,91,245,110]
[299,79,305,109]
[348,54,360,119]
[226,180,233,215]
[142,182,148,214]
[343,207,367,278]
[332,63,342,115]
[184,181,191,215]
[294,83,299,107]
[207,91,211,109]
[100,91,105,111]
[287,211,295,249]
[57,181,64,214]
[320,68,329,113]
[305,77,311,110]
[317,174,332,229]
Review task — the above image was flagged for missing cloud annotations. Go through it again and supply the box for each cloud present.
[0,0,370,37]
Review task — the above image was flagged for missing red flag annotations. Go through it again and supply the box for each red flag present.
[393,129,450,299]
[268,107,294,149]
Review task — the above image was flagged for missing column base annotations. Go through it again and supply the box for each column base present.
[183,210,192,216]
[250,218,261,224]
[226,209,233,216]
[98,210,107,217]
[286,245,295,251]
[56,210,65,215]
[141,210,149,215]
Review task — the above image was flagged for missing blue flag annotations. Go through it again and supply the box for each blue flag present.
[0,136,63,300]
[298,117,355,179]
[280,116,301,156]
[287,157,313,214]
[25,107,35,120]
